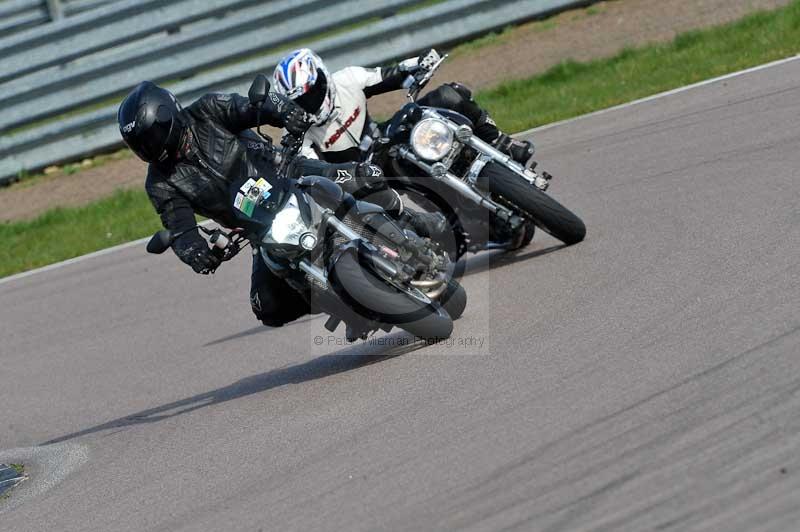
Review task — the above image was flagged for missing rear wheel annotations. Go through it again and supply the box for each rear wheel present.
[330,250,454,341]
[482,163,586,245]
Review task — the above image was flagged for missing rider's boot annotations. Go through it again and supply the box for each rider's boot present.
[493,133,536,168]
[471,109,536,169]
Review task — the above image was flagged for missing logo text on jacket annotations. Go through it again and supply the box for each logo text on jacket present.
[324,107,361,149]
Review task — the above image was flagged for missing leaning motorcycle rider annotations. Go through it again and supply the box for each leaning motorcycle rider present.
[118,80,414,327]
[273,48,536,169]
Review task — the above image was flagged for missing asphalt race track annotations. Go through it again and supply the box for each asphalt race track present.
[2,58,799,532]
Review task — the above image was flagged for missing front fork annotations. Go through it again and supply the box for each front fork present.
[325,211,448,302]
[395,146,525,234]
[324,214,406,281]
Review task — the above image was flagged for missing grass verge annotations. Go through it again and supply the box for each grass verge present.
[477,1,800,132]
[3,2,800,278]
[1,189,160,278]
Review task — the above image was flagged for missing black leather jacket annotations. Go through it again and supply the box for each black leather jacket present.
[146,92,297,266]
[145,91,387,269]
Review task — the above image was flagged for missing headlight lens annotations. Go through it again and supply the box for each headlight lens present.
[266,195,311,246]
[410,118,453,161]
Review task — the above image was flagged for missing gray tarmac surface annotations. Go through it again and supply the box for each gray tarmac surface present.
[1,58,799,531]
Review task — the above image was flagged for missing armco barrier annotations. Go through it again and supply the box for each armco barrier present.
[0,0,124,38]
[0,0,596,184]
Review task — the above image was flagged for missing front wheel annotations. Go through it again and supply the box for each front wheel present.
[330,250,454,341]
[481,163,586,245]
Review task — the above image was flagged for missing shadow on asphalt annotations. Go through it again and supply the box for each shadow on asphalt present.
[203,314,322,347]
[203,244,566,348]
[42,332,429,446]
[460,244,567,277]
[42,244,571,445]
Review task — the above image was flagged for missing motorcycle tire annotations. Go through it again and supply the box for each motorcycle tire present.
[481,162,586,245]
[331,250,454,341]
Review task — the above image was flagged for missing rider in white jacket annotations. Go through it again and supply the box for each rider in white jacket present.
[273,48,535,167]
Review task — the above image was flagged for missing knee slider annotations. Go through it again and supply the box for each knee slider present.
[251,298,292,327]
[259,317,290,327]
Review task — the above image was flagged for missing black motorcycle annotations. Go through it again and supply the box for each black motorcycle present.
[363,55,586,259]
[146,75,466,342]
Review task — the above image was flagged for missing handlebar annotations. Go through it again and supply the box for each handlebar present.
[277,131,305,178]
[200,226,248,266]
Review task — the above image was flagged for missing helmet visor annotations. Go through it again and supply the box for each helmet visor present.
[294,70,328,115]
[125,106,175,162]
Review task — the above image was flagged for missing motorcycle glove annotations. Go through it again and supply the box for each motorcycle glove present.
[174,238,222,275]
[417,48,442,72]
[397,48,441,74]
[273,95,309,136]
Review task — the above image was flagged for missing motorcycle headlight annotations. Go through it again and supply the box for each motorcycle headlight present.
[410,118,453,161]
[266,196,311,246]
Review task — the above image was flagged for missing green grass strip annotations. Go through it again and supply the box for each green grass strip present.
[1,189,160,278]
[477,1,800,132]
[3,1,800,278]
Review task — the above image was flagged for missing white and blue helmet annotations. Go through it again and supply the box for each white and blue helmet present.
[274,48,336,125]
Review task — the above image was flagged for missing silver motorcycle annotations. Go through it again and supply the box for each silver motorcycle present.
[146,75,466,342]
[368,55,586,259]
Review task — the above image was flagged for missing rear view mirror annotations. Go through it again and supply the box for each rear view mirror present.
[146,230,173,254]
[248,74,270,107]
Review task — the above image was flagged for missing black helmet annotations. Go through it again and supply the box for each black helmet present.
[118,81,186,163]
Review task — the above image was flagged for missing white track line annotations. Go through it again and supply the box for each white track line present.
[3,55,799,287]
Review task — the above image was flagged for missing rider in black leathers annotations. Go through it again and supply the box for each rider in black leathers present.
[118,81,407,326]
